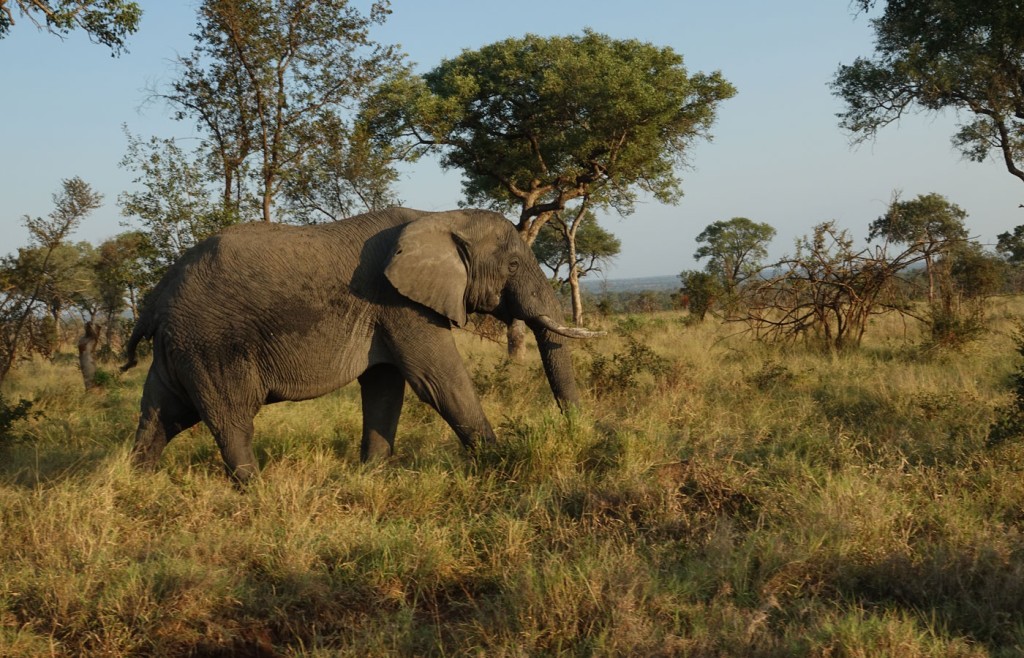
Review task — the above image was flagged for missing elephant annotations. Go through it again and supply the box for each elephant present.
[121,207,602,482]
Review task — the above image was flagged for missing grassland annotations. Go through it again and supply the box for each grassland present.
[3,299,1024,656]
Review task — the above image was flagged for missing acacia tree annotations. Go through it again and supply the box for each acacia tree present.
[868,192,968,303]
[834,0,1024,185]
[533,204,621,325]
[693,217,776,295]
[162,0,401,223]
[368,30,735,355]
[0,0,141,54]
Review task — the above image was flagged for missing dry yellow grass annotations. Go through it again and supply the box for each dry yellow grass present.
[2,301,1024,656]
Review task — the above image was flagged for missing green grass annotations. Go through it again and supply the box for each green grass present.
[3,302,1024,656]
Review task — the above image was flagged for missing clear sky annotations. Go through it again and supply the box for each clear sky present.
[2,1,1022,280]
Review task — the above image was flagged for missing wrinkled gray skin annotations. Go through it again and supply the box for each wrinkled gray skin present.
[122,208,597,482]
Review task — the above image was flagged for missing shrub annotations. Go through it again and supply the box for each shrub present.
[586,336,669,397]
[0,392,34,445]
[924,300,988,351]
[472,357,514,398]
[745,359,795,391]
[988,322,1024,445]
[678,269,722,322]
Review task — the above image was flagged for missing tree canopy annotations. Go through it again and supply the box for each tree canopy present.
[534,212,621,283]
[833,0,1024,184]
[160,0,401,223]
[118,131,234,272]
[364,29,734,352]
[868,192,968,249]
[997,225,1024,264]
[367,29,736,243]
[0,0,141,55]
[868,192,969,303]
[693,217,776,293]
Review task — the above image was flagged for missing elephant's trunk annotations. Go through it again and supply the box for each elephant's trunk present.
[532,326,582,410]
[509,252,602,411]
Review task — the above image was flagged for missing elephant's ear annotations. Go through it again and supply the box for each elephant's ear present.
[385,215,469,327]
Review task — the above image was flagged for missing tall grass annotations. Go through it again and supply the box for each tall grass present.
[2,301,1024,656]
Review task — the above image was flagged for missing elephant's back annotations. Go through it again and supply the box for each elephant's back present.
[143,222,375,394]
[162,224,354,328]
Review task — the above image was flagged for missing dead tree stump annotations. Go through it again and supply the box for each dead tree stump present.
[78,321,100,390]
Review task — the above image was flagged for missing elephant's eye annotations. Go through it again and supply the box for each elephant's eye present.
[507,258,520,275]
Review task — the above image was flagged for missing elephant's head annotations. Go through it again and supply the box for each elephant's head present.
[385,209,601,409]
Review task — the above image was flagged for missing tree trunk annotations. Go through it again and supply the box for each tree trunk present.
[50,305,63,347]
[223,160,234,209]
[507,319,528,361]
[925,254,935,304]
[569,239,585,327]
[569,270,584,326]
[128,286,138,322]
[262,186,273,222]
[564,202,587,326]
[104,311,118,354]
[78,321,100,390]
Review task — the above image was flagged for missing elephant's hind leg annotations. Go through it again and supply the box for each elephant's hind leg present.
[132,372,201,470]
[358,364,406,462]
[208,417,259,484]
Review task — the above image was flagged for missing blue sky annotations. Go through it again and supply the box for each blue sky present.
[2,0,1021,279]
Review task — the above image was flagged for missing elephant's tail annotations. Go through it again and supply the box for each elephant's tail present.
[120,317,153,372]
[120,278,168,372]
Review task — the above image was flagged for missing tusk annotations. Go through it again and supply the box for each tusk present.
[535,315,606,339]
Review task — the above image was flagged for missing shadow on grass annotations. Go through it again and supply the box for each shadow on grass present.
[0,441,124,488]
[829,537,1024,651]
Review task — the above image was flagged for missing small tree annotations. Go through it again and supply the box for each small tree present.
[995,226,1024,292]
[161,0,401,223]
[948,243,1008,301]
[928,241,1008,348]
[997,225,1024,265]
[1,177,101,384]
[868,192,968,303]
[740,222,925,352]
[678,270,722,322]
[693,217,775,313]
[533,203,621,326]
[6,241,98,345]
[118,132,235,275]
[93,231,155,351]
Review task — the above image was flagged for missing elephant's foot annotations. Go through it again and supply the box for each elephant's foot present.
[361,433,394,463]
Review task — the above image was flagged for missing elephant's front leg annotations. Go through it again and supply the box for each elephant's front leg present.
[358,364,405,462]
[388,324,496,452]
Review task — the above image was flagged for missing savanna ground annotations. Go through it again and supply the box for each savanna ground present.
[4,299,1024,657]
